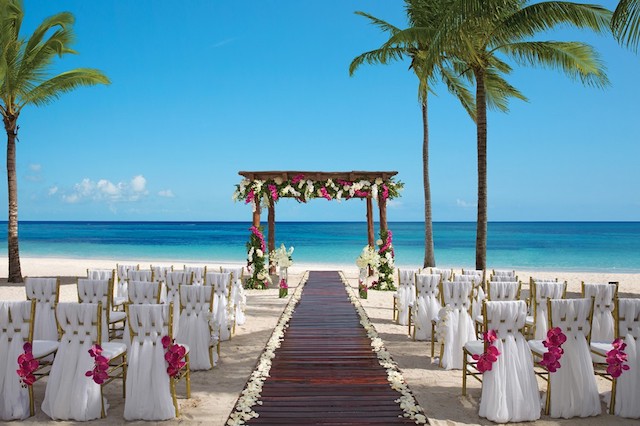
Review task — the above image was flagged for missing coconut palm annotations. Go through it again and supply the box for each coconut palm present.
[349,0,474,268]
[0,0,110,282]
[612,0,640,51]
[422,0,610,269]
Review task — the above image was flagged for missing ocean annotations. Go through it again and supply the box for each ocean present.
[2,221,639,272]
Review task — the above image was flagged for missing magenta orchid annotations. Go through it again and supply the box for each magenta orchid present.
[162,336,187,378]
[85,344,110,385]
[268,184,278,202]
[472,329,501,373]
[279,278,288,289]
[539,327,566,373]
[16,342,39,387]
[606,338,630,378]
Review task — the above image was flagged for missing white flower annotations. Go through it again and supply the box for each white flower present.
[274,177,283,185]
[256,249,263,258]
[375,178,383,185]
[376,239,383,246]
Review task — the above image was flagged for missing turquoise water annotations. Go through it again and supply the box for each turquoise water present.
[3,221,639,272]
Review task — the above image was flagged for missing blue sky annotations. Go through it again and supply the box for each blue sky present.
[7,0,639,222]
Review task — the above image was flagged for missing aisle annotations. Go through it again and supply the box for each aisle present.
[244,270,420,425]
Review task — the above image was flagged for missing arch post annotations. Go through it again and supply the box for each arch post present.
[268,203,276,274]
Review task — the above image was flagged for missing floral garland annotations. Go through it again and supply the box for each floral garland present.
[85,344,110,384]
[373,230,396,291]
[161,336,187,378]
[16,342,39,387]
[472,330,501,373]
[539,327,566,373]
[342,273,427,424]
[246,226,271,290]
[227,272,308,425]
[606,338,630,378]
[233,175,403,208]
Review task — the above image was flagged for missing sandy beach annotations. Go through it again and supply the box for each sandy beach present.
[0,256,638,425]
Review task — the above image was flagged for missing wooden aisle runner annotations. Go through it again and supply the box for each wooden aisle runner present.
[245,271,418,425]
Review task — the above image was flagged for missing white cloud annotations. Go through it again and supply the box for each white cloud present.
[63,194,79,204]
[29,164,42,172]
[62,175,150,204]
[131,175,147,193]
[456,199,475,208]
[158,189,175,198]
[48,186,58,196]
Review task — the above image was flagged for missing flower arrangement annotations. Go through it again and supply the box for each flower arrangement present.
[356,245,380,270]
[539,327,567,372]
[472,330,501,373]
[161,336,187,378]
[606,338,630,378]
[435,305,453,344]
[85,344,110,385]
[270,243,294,269]
[16,342,39,387]
[246,226,271,290]
[374,230,396,291]
[233,175,404,207]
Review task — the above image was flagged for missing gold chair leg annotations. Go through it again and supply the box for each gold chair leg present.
[545,371,551,416]
[185,354,191,398]
[610,377,617,415]
[171,377,179,417]
[122,352,127,399]
[407,306,412,336]
[29,385,34,417]
[392,298,397,322]
[430,322,436,359]
[462,349,468,396]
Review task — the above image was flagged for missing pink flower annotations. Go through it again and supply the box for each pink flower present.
[161,335,172,349]
[85,344,110,385]
[319,187,332,201]
[354,190,369,198]
[163,339,187,378]
[381,184,389,200]
[16,341,39,387]
[279,279,288,289]
[483,330,498,344]
[245,189,255,204]
[268,184,279,202]
[606,338,630,378]
[472,330,501,373]
[291,174,305,184]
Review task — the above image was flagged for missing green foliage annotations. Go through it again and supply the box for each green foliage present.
[612,0,640,52]
[245,226,271,290]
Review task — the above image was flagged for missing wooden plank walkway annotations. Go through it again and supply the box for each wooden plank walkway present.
[245,270,419,425]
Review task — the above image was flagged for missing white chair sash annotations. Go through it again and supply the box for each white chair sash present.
[430,268,452,282]
[488,281,519,301]
[77,279,110,342]
[87,269,113,281]
[222,266,246,326]
[151,266,172,283]
[533,281,566,340]
[25,277,58,341]
[440,281,475,370]
[583,283,616,343]
[0,301,32,420]
[116,264,138,300]
[128,270,153,282]
[177,286,216,370]
[414,274,441,340]
[128,281,162,304]
[478,301,540,423]
[613,298,640,418]
[185,266,205,285]
[166,272,189,337]
[396,268,419,326]
[208,272,232,341]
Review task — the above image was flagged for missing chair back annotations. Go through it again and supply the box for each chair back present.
[128,281,162,304]
[166,270,193,288]
[617,298,640,341]
[415,274,440,298]
[582,282,618,342]
[549,298,594,341]
[491,274,518,282]
[56,302,101,345]
[488,281,521,301]
[128,269,153,282]
[491,269,516,279]
[441,281,473,313]
[221,266,243,286]
[87,269,114,281]
[179,285,214,316]
[151,265,172,282]
[462,269,484,276]
[430,268,453,282]
[484,300,527,340]
[25,277,60,341]
[127,303,173,343]
[0,300,35,344]
[397,268,420,288]
[184,266,206,285]
[205,272,232,294]
[77,279,112,341]
[452,275,480,285]
[116,264,139,284]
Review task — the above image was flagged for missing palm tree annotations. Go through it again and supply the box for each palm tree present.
[426,0,610,270]
[0,0,110,282]
[349,0,473,268]
[612,0,639,51]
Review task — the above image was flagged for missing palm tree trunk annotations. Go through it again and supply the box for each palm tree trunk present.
[422,96,436,268]
[4,114,23,283]
[474,68,487,271]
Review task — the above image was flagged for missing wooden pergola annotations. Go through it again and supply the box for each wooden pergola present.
[237,171,399,257]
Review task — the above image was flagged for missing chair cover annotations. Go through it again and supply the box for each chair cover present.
[116,264,138,301]
[77,278,111,342]
[208,272,232,341]
[128,269,153,282]
[491,270,516,279]
[124,304,175,421]
[0,301,33,420]
[128,281,162,304]
[396,268,419,326]
[41,303,103,421]
[166,272,190,337]
[414,274,441,340]
[87,269,114,281]
[532,281,566,340]
[548,298,600,419]
[151,265,172,283]
[185,266,205,285]
[177,286,217,370]
[488,281,519,301]
[440,281,475,370]
[430,268,453,282]
[583,283,616,343]
[491,275,518,282]
[613,298,640,418]
[454,275,483,323]
[25,277,59,341]
[222,266,246,326]
[478,301,540,423]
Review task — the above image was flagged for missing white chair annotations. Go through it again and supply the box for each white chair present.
[394,268,419,326]
[475,281,521,335]
[166,271,192,337]
[128,269,153,283]
[206,272,232,341]
[491,269,516,280]
[436,281,475,370]
[525,280,567,339]
[128,281,163,304]
[87,268,114,281]
[582,282,618,344]
[184,265,206,285]
[0,300,58,420]
[591,298,640,417]
[453,275,484,327]
[116,264,139,303]
[463,300,540,423]
[430,267,453,282]
[124,303,190,420]
[24,277,60,341]
[41,302,126,420]
[151,265,173,283]
[77,278,126,341]
[529,298,600,418]
[221,266,246,327]
[177,285,217,370]
[412,274,441,341]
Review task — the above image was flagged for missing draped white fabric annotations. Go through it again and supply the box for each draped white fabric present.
[488,281,520,301]
[151,266,172,283]
[41,303,103,421]
[454,275,482,322]
[478,301,540,423]
[533,282,566,340]
[165,273,184,338]
[128,281,162,304]
[223,267,246,326]
[414,274,441,340]
[209,272,232,341]
[613,298,640,418]
[430,268,452,282]
[583,283,616,343]
[185,266,205,285]
[177,286,216,370]
[440,281,475,370]
[128,269,153,282]
[396,269,419,326]
[77,279,110,342]
[25,278,59,341]
[548,298,600,419]
[116,264,138,300]
[124,304,176,421]
[87,269,114,281]
[0,301,32,420]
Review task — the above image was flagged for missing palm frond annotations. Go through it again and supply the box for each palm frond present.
[18,26,76,85]
[612,0,640,52]
[354,11,401,36]
[349,47,407,75]
[492,2,611,45]
[440,66,476,120]
[484,67,528,113]
[18,68,110,108]
[500,41,609,88]
[23,12,74,58]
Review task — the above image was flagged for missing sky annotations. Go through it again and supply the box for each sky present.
[6,0,639,222]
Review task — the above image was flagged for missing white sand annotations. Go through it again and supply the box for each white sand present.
[0,256,638,425]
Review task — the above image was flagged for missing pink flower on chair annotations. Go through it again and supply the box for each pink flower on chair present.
[472,329,501,373]
[606,338,630,378]
[85,344,110,385]
[17,342,39,387]
[539,327,566,373]
[162,336,187,378]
